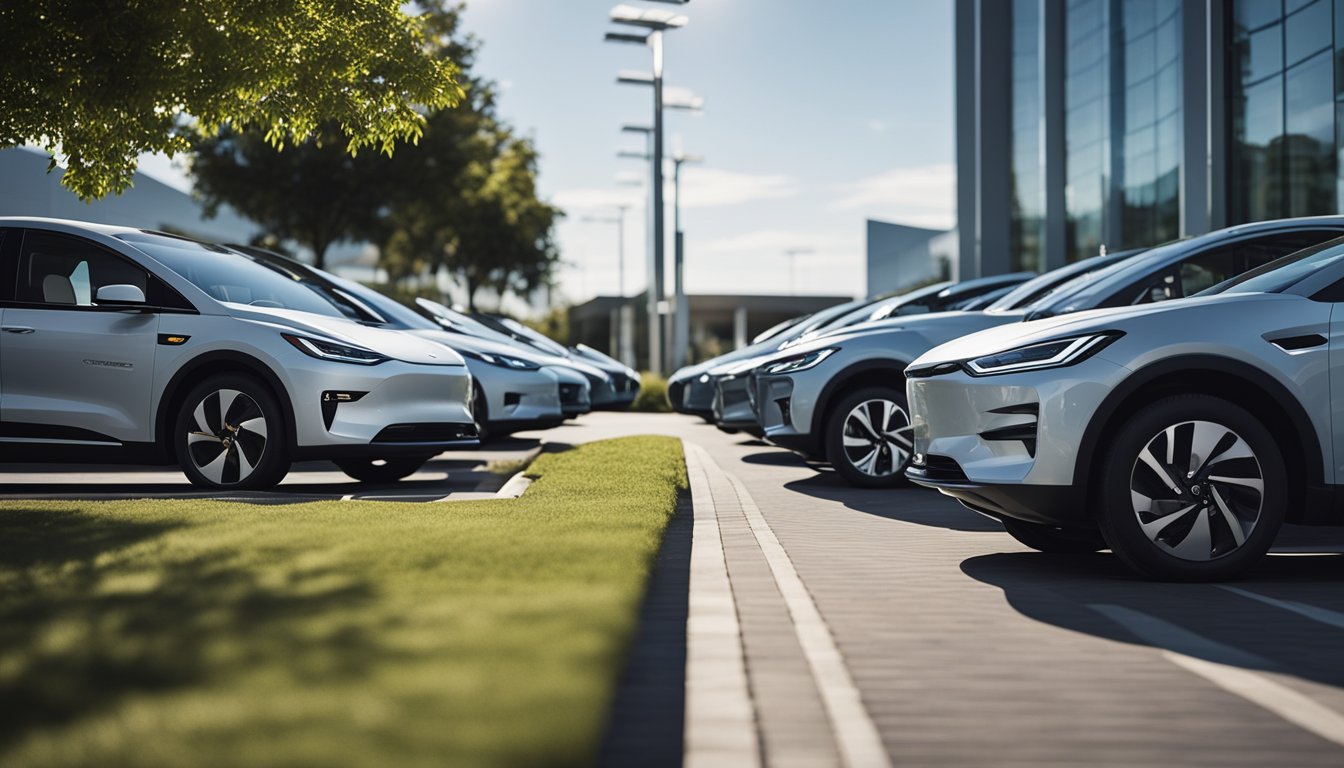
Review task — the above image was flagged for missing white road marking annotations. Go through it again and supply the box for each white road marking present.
[682,442,760,768]
[1219,585,1344,631]
[1091,603,1344,748]
[724,469,892,768]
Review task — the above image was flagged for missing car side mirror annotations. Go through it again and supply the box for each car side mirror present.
[95,284,147,306]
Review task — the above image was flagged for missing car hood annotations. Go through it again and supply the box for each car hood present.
[914,293,1291,365]
[756,309,1023,366]
[572,344,638,379]
[228,305,466,366]
[404,328,559,366]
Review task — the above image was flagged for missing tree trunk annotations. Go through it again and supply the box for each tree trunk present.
[464,276,478,312]
[311,239,330,270]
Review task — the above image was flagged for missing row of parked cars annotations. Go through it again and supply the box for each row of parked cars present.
[670,215,1344,580]
[0,217,639,488]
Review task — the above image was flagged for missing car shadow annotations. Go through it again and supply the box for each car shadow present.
[961,540,1344,688]
[0,507,382,751]
[781,471,1003,532]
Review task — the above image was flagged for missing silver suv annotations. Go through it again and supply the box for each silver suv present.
[0,218,476,488]
[907,234,1344,581]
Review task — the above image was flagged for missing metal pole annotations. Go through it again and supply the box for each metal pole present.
[617,205,626,298]
[673,157,689,368]
[650,30,666,375]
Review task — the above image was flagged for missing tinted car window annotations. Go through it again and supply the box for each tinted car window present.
[1101,229,1344,309]
[18,231,148,307]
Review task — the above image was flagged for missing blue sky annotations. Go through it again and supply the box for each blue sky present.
[145,1,955,302]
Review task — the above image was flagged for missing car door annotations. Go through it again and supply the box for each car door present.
[0,229,160,445]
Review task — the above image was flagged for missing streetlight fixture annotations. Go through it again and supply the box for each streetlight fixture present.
[783,248,815,295]
[606,3,689,374]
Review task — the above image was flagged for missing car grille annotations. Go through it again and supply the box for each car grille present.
[559,383,584,405]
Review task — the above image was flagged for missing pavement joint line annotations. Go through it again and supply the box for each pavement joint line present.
[1090,603,1344,748]
[682,440,761,768]
[722,469,892,768]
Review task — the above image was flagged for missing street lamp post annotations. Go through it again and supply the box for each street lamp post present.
[671,151,702,369]
[583,206,630,366]
[783,248,814,295]
[606,4,688,375]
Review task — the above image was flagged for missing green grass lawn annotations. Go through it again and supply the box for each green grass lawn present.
[0,436,686,768]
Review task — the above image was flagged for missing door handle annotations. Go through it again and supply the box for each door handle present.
[0,326,34,334]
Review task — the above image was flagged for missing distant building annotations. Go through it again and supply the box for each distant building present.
[0,146,367,266]
[956,0,1344,277]
[569,292,850,370]
[865,219,955,297]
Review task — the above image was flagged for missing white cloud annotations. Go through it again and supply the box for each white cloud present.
[867,119,890,133]
[678,167,799,208]
[702,229,855,255]
[829,163,955,230]
[551,187,645,211]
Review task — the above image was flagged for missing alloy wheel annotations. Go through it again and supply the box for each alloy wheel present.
[841,398,913,477]
[1129,420,1264,562]
[186,389,269,486]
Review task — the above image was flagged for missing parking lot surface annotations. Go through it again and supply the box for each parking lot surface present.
[11,412,1344,764]
[554,413,1344,767]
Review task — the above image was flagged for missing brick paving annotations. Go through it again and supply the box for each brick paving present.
[525,412,1344,766]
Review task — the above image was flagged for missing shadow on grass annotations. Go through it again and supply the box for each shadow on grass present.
[0,507,378,750]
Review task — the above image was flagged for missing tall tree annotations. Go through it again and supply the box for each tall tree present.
[0,0,462,201]
[190,124,394,269]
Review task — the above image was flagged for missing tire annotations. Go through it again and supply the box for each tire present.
[1097,394,1285,581]
[175,373,290,490]
[825,385,914,488]
[1002,518,1106,554]
[335,456,432,483]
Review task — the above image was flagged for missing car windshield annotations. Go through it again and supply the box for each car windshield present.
[986,250,1138,312]
[329,278,442,331]
[1199,236,1344,296]
[119,232,370,320]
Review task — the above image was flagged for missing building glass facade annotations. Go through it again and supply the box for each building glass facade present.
[958,0,1344,280]
[1229,0,1338,223]
[1010,0,1046,273]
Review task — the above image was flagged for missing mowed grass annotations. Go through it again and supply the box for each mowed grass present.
[0,436,687,768]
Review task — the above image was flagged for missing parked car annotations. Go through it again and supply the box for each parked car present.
[680,274,1035,426]
[472,312,641,409]
[753,217,1344,488]
[414,298,620,410]
[780,272,1036,350]
[0,218,478,488]
[905,233,1344,580]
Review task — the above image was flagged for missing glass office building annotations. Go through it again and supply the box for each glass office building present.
[957,0,1344,278]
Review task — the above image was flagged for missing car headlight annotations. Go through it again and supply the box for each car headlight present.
[282,334,387,365]
[762,348,837,375]
[965,332,1120,376]
[698,373,710,383]
[462,350,541,371]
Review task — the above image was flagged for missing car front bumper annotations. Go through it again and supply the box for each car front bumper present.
[289,359,478,459]
[904,355,1130,526]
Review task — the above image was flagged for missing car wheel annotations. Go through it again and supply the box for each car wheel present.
[1001,518,1106,553]
[176,374,290,490]
[1098,395,1285,581]
[335,456,433,483]
[825,385,914,488]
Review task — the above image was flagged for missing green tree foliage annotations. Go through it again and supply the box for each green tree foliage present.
[0,0,462,202]
[190,124,394,269]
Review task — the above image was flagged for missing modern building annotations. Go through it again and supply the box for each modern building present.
[569,292,849,370]
[956,0,1344,277]
[865,219,957,297]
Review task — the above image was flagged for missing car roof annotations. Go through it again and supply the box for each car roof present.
[1026,215,1344,317]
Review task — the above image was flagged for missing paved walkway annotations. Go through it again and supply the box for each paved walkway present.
[532,412,1344,767]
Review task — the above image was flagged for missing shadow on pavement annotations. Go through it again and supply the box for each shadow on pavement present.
[739,449,812,468]
[597,489,689,768]
[961,546,1344,688]
[782,472,1003,532]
